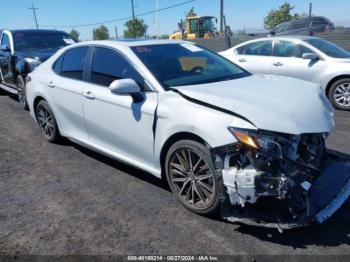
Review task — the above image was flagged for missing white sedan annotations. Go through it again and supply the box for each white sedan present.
[220,36,350,110]
[26,40,350,230]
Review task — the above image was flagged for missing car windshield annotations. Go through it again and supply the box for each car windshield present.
[305,38,350,58]
[131,43,250,88]
[13,32,75,51]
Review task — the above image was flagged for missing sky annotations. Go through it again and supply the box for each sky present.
[2,0,350,40]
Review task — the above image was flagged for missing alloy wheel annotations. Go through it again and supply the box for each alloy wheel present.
[37,103,56,140]
[17,76,28,109]
[168,148,216,210]
[334,83,350,108]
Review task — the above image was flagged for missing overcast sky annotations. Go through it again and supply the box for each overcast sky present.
[2,0,350,40]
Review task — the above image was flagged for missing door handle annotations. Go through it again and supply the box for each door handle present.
[82,91,95,100]
[47,81,55,88]
[238,58,247,63]
[273,62,283,67]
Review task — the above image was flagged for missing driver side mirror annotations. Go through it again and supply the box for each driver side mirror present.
[302,53,319,60]
[0,44,10,52]
[109,78,140,94]
[109,78,143,103]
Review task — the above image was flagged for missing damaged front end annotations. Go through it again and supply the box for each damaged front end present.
[213,128,350,231]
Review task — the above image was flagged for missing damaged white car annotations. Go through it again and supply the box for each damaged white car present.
[26,40,350,230]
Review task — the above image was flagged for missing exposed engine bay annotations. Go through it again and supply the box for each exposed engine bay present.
[213,128,350,231]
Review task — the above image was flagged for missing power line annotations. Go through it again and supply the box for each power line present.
[41,0,196,28]
[28,0,39,29]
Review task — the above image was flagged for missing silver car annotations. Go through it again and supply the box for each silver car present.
[220,36,350,110]
[26,40,350,230]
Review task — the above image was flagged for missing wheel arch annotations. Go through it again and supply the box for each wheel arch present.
[159,132,210,179]
[33,95,46,119]
[326,74,350,96]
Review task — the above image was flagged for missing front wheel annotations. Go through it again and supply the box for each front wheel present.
[36,100,61,143]
[328,78,350,111]
[17,75,29,110]
[165,140,222,215]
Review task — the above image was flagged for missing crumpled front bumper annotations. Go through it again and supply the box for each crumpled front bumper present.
[310,151,350,224]
[221,150,350,231]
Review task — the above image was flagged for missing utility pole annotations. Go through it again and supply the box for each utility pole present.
[131,0,135,19]
[115,26,118,39]
[308,2,313,36]
[156,0,159,39]
[29,0,39,29]
[220,0,224,33]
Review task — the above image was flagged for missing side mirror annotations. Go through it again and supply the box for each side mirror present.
[302,53,319,60]
[0,44,10,52]
[109,78,143,103]
[109,79,140,94]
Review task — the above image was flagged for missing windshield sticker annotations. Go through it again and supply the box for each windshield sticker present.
[63,38,75,44]
[181,43,203,52]
[135,46,152,53]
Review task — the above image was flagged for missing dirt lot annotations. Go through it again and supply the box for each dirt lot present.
[1,90,350,257]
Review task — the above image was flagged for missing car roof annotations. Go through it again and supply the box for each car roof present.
[252,35,320,42]
[9,29,69,35]
[72,39,190,48]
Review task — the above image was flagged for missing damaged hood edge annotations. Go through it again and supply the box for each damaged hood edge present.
[174,75,335,135]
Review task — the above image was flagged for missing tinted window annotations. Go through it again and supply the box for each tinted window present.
[53,55,64,74]
[91,47,144,88]
[238,41,272,56]
[61,47,89,80]
[305,38,350,58]
[274,40,314,58]
[13,32,75,51]
[1,34,10,47]
[132,44,250,88]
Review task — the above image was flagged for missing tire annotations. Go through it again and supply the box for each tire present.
[328,78,350,111]
[165,140,222,215]
[17,75,29,110]
[35,100,61,143]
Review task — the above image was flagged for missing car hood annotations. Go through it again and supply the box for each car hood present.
[16,48,59,62]
[174,75,335,135]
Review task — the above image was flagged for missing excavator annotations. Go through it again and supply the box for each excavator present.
[169,16,217,40]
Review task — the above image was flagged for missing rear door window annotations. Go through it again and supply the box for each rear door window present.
[61,47,89,80]
[237,41,273,56]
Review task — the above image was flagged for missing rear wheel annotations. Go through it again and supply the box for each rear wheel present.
[17,75,29,110]
[165,140,222,215]
[328,78,350,111]
[36,100,61,143]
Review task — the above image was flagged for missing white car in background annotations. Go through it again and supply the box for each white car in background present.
[220,36,350,111]
[26,40,350,230]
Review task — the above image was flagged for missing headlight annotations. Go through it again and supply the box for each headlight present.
[228,127,283,158]
[228,127,259,150]
[25,58,42,71]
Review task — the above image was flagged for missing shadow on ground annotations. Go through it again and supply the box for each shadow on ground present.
[68,139,350,249]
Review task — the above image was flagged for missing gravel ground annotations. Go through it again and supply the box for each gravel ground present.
[1,91,350,257]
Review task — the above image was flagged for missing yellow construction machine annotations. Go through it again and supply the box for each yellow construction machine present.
[169,16,217,40]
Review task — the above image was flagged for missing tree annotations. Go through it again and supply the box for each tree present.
[264,2,300,30]
[186,7,197,17]
[69,29,80,42]
[123,18,148,38]
[93,25,110,40]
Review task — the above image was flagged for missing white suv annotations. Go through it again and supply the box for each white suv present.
[220,36,350,110]
[26,40,350,230]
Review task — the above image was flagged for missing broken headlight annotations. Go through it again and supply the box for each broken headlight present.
[228,127,283,158]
